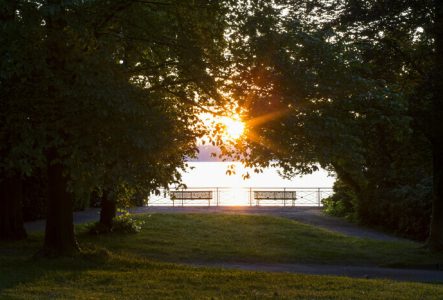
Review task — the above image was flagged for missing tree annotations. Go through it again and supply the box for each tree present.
[0,0,46,240]
[320,0,442,249]
[1,0,231,254]
[224,1,439,245]
[76,0,231,231]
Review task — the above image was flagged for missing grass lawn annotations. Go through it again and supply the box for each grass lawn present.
[1,213,443,299]
[84,213,443,267]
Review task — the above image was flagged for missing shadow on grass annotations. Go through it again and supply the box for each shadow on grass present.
[0,235,152,293]
[2,213,443,294]
[75,213,443,267]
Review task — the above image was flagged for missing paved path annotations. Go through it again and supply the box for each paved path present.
[24,208,101,232]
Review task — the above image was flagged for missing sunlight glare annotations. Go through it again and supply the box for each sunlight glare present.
[199,113,245,143]
[221,117,245,140]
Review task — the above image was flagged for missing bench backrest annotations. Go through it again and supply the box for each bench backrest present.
[254,191,296,200]
[170,190,213,200]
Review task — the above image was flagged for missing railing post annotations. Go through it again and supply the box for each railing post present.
[249,187,252,206]
[216,187,219,206]
[283,187,286,207]
[317,188,321,207]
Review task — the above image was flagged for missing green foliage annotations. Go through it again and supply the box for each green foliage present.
[223,1,435,241]
[322,180,358,221]
[1,0,234,243]
[88,210,144,235]
[323,177,432,240]
[1,0,438,247]
[112,184,146,208]
[112,210,144,233]
[359,178,432,241]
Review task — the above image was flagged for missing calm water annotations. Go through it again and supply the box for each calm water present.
[179,162,335,188]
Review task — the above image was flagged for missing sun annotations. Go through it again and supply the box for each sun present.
[220,116,245,140]
[199,113,245,143]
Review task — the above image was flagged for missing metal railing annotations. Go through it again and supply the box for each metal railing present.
[146,187,333,207]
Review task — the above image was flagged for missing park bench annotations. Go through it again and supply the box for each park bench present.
[170,190,213,206]
[253,191,297,206]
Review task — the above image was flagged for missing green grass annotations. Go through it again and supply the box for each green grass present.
[1,251,443,299]
[1,213,443,299]
[81,213,443,266]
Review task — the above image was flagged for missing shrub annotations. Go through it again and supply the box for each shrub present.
[112,210,144,233]
[87,210,144,235]
[323,176,432,241]
[322,179,357,221]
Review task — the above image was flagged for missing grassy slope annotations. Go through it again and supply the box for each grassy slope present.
[1,213,443,299]
[84,213,443,266]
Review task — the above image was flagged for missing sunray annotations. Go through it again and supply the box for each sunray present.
[246,130,288,157]
[246,109,288,128]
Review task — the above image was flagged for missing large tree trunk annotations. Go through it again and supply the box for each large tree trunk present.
[0,174,27,240]
[428,0,443,251]
[99,189,116,230]
[38,1,78,256]
[42,151,79,255]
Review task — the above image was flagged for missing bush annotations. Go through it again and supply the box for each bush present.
[112,210,144,233]
[88,210,144,235]
[323,176,432,241]
[367,178,432,240]
[322,179,357,221]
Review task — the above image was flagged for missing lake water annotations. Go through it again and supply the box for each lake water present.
[179,162,335,188]
[148,162,335,206]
